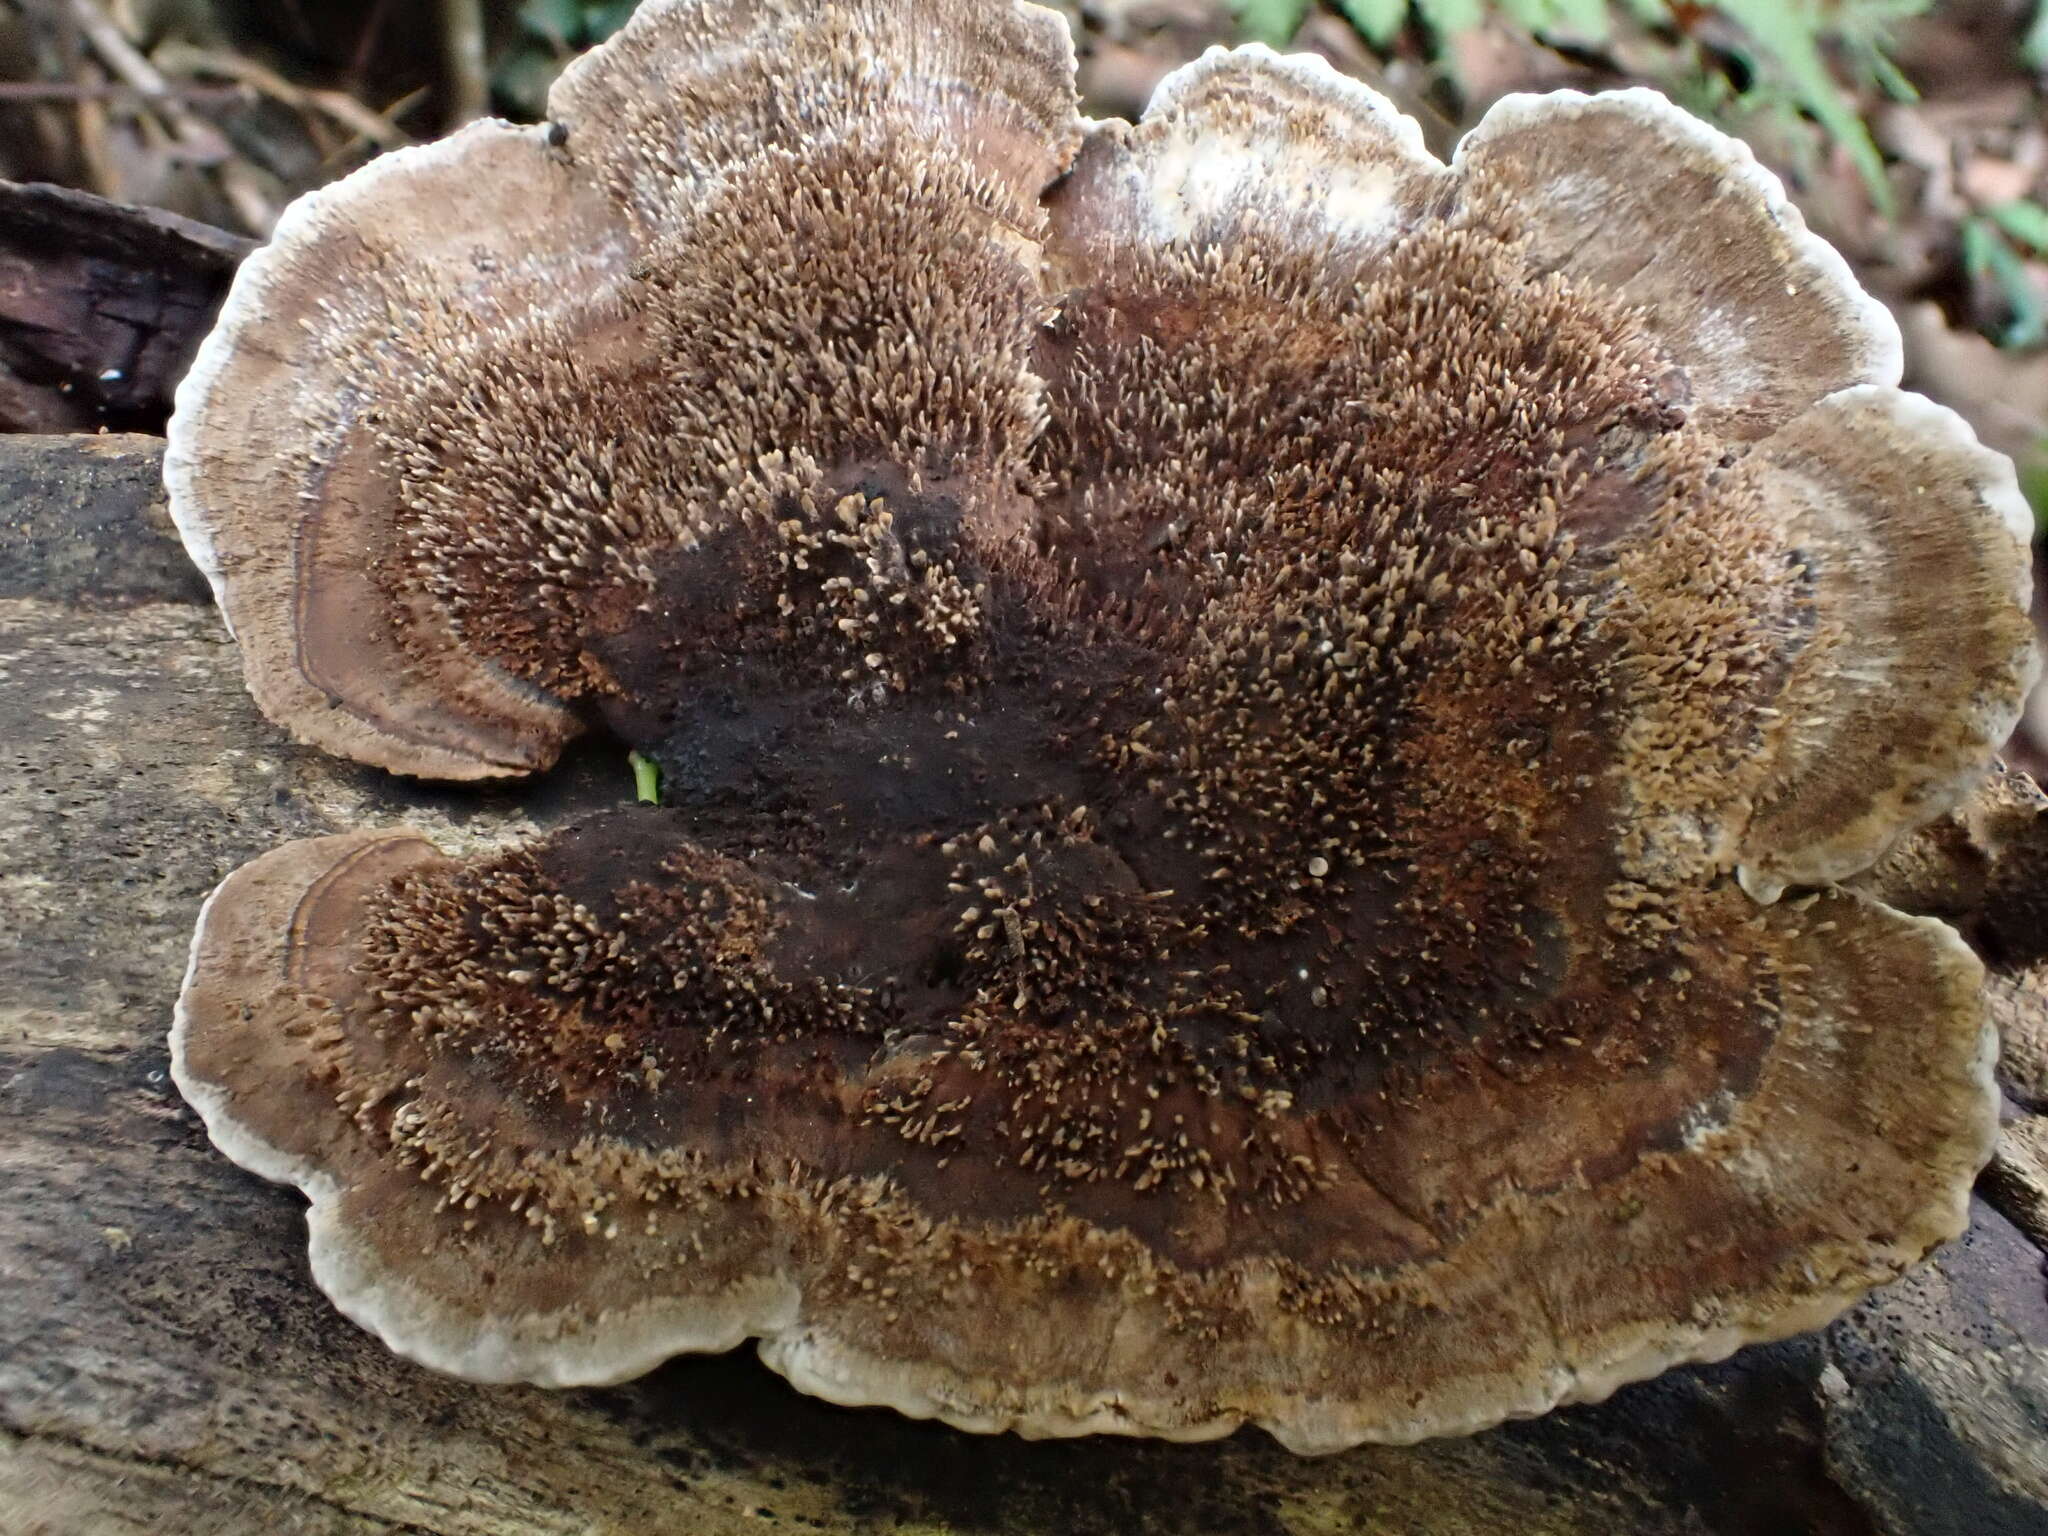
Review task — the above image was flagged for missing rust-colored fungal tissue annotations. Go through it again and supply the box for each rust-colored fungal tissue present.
[165,0,2039,1451]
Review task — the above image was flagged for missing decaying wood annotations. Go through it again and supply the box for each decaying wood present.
[0,180,249,434]
[1,432,2045,1535]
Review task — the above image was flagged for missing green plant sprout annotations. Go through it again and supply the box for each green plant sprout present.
[629,750,662,806]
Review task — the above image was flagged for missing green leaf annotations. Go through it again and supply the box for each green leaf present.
[1544,0,1612,38]
[491,41,564,118]
[1714,0,1896,217]
[2019,446,2048,540]
[1232,0,1312,45]
[1494,0,1555,32]
[1414,0,1485,34]
[2026,2,2048,70]
[1336,0,1409,47]
[584,0,641,41]
[518,0,583,47]
[1862,45,1917,104]
[1964,216,2048,350]
[1989,200,2048,256]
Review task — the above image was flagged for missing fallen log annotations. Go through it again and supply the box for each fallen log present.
[0,182,250,434]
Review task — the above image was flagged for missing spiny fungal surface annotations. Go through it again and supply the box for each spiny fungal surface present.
[165,0,2037,1452]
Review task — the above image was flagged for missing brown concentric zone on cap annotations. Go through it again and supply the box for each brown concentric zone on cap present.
[171,9,2028,1453]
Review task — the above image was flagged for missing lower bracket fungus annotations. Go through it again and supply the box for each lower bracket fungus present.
[167,0,2037,1451]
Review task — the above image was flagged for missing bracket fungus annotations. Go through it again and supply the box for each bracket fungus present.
[166,0,2039,1452]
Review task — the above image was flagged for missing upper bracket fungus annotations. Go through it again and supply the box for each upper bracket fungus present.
[167,0,2038,1452]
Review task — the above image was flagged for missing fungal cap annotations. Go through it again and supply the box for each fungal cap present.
[1451,86,1904,440]
[1734,388,2039,901]
[164,120,628,778]
[165,0,1082,781]
[175,828,1999,1449]
[167,27,2029,1455]
[170,831,801,1387]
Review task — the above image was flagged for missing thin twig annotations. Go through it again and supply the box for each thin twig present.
[4,92,80,183]
[440,0,489,124]
[66,0,203,117]
[349,0,397,87]
[154,42,410,149]
[73,82,121,200]
[65,0,276,232]
[6,0,91,191]
[0,80,245,104]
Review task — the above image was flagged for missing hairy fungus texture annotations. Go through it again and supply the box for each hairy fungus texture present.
[169,1,2037,1451]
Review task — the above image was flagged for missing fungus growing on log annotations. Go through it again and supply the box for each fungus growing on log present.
[167,0,2038,1451]
[1856,767,2048,1109]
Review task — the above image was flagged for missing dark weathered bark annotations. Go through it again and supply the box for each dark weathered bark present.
[0,183,250,434]
[1,431,2043,1535]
